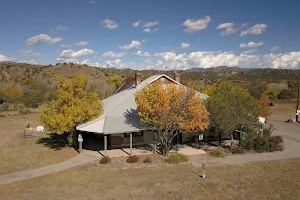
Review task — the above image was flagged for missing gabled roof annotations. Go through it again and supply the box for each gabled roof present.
[76,74,208,134]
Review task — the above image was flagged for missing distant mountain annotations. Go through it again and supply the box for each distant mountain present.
[186,66,257,72]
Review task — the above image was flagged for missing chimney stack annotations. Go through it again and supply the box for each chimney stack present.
[135,72,142,87]
[174,72,180,83]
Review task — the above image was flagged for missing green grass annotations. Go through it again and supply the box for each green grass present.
[166,153,189,164]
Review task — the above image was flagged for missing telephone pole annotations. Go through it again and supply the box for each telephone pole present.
[296,69,300,122]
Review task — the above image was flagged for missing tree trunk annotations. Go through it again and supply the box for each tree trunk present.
[230,132,234,148]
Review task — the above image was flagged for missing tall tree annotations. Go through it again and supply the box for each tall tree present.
[39,74,103,145]
[135,82,210,155]
[207,81,259,146]
[257,92,272,118]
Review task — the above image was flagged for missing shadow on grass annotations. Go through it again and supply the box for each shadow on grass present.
[36,133,69,150]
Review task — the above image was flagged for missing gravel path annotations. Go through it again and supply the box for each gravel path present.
[0,154,99,185]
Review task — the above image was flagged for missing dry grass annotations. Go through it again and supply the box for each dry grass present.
[1,158,300,200]
[0,112,76,175]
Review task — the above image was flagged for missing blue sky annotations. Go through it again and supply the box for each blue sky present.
[0,0,300,69]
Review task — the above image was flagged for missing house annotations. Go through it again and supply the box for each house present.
[76,72,209,155]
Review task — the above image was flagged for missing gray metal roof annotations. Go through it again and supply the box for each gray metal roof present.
[76,74,208,134]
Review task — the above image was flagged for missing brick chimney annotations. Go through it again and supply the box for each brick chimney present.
[174,72,180,83]
[135,72,142,87]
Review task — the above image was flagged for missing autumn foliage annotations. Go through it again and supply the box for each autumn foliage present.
[135,82,210,155]
[257,93,272,117]
[39,74,103,145]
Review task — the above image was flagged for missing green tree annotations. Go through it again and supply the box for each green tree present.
[39,74,103,146]
[207,81,259,146]
[135,82,210,155]
[106,75,125,88]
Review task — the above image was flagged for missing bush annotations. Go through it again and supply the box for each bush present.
[167,153,189,164]
[143,157,152,163]
[231,146,246,154]
[263,125,275,139]
[18,108,31,115]
[210,148,225,158]
[100,156,111,164]
[267,143,284,152]
[270,136,283,145]
[127,155,139,163]
[0,102,25,112]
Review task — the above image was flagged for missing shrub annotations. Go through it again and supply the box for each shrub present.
[143,157,152,163]
[18,108,31,115]
[270,136,283,145]
[167,153,189,164]
[210,148,225,158]
[267,143,284,152]
[263,125,275,139]
[127,155,139,163]
[231,146,246,154]
[100,156,111,164]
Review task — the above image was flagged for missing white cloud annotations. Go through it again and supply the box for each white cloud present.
[240,41,264,48]
[261,52,300,69]
[18,60,38,65]
[216,22,235,29]
[181,43,190,49]
[0,54,14,62]
[271,46,280,52]
[60,44,72,48]
[57,48,94,63]
[104,59,127,69]
[20,50,43,58]
[132,20,142,27]
[101,19,118,30]
[143,21,159,28]
[75,41,89,46]
[55,26,69,31]
[89,0,96,4]
[142,28,159,33]
[119,40,141,50]
[102,51,126,58]
[26,34,62,46]
[216,22,248,35]
[241,49,257,54]
[134,51,151,57]
[182,16,211,33]
[240,24,268,36]
[144,58,151,64]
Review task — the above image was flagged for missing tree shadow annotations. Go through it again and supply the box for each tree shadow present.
[123,108,152,130]
[36,133,69,150]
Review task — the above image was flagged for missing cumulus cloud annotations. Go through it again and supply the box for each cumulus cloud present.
[101,19,118,30]
[55,26,69,31]
[60,44,72,48]
[89,0,96,3]
[240,41,264,48]
[142,28,159,33]
[57,48,94,63]
[216,22,248,35]
[20,50,43,58]
[18,60,38,65]
[75,41,89,46]
[241,49,257,55]
[181,43,190,49]
[0,54,14,62]
[143,21,159,28]
[119,40,141,50]
[271,46,280,52]
[183,16,211,33]
[132,20,142,27]
[102,51,126,58]
[240,24,268,36]
[261,52,300,69]
[134,51,151,57]
[26,34,62,46]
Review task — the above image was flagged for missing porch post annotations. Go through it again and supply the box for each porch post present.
[154,131,156,154]
[104,134,107,157]
[130,133,133,155]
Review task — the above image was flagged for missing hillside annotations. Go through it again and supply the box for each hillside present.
[0,62,299,87]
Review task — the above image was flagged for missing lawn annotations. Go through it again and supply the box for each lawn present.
[0,112,77,175]
[1,158,300,200]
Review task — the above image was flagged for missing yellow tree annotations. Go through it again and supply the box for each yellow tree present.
[257,92,272,118]
[135,82,210,155]
[3,87,23,103]
[39,74,103,145]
